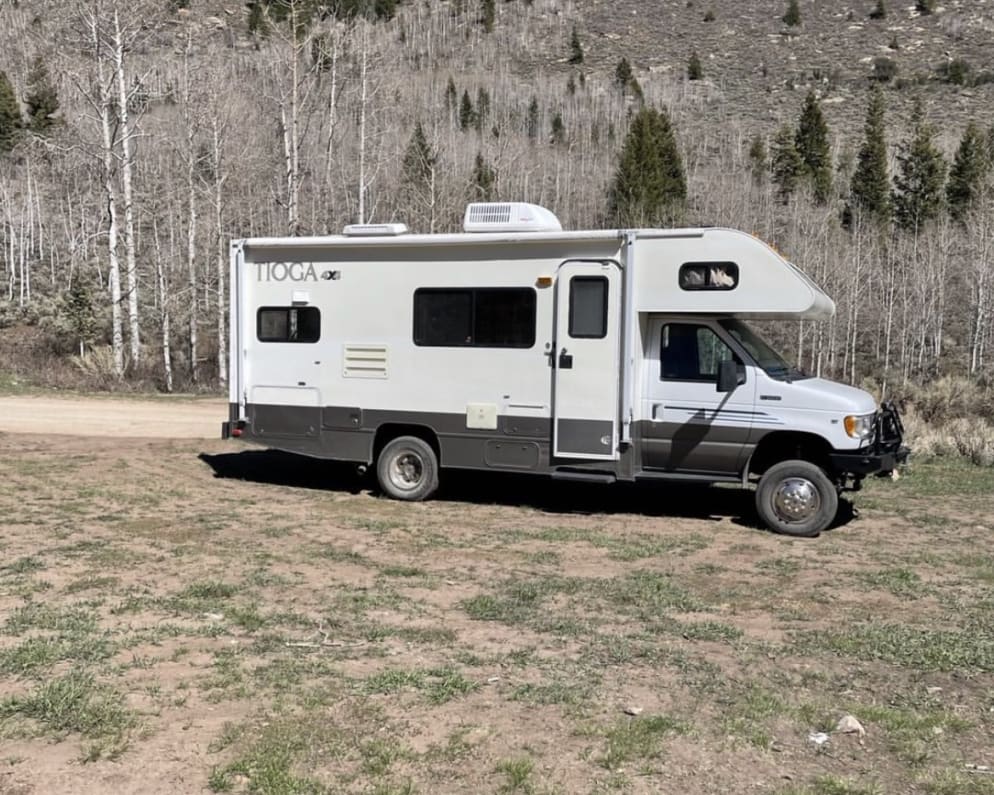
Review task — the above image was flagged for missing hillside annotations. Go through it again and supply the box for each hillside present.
[0,0,992,397]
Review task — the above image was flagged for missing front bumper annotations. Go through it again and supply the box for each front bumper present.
[830,445,910,475]
[830,401,909,476]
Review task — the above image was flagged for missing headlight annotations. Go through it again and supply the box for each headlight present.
[844,413,875,440]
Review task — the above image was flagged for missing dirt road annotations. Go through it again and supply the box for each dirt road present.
[0,394,226,438]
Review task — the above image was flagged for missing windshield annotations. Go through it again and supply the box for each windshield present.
[718,319,810,381]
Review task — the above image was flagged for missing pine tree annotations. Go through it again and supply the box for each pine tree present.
[568,26,584,65]
[946,122,989,222]
[525,96,539,141]
[24,57,59,133]
[607,106,687,227]
[783,0,801,27]
[848,87,890,225]
[459,90,476,131]
[247,1,268,36]
[687,51,703,81]
[795,91,833,203]
[892,105,947,232]
[771,124,803,199]
[747,134,767,183]
[550,112,565,145]
[400,121,437,227]
[614,58,633,91]
[444,77,458,113]
[402,122,435,188]
[481,0,495,32]
[0,70,22,153]
[65,281,97,357]
[471,152,496,200]
[566,74,577,96]
[475,87,490,132]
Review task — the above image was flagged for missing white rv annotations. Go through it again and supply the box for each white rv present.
[223,203,907,537]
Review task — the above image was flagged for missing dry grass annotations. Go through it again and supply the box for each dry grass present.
[0,429,992,793]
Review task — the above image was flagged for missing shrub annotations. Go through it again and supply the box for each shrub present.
[688,51,703,81]
[871,56,898,82]
[903,376,990,422]
[940,58,971,85]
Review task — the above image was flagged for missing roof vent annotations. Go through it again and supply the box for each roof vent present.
[342,223,408,237]
[463,202,562,233]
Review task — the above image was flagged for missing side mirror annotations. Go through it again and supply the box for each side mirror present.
[717,359,739,393]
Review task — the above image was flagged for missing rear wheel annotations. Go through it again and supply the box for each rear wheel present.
[376,436,439,501]
[755,459,838,537]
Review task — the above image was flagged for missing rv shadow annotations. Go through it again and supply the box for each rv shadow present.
[200,448,765,529]
[198,449,365,494]
[198,449,853,533]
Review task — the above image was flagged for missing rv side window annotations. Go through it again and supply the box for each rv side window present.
[568,276,608,339]
[257,307,321,343]
[660,324,737,381]
[413,288,535,348]
[679,262,739,291]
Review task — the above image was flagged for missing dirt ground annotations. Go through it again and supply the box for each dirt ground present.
[0,395,225,438]
[0,396,992,795]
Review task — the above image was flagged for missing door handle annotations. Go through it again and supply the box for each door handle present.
[558,348,573,369]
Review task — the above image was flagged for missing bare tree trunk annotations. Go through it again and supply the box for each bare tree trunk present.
[152,217,173,392]
[94,15,125,378]
[187,153,199,384]
[357,22,369,223]
[113,9,140,365]
[212,115,227,388]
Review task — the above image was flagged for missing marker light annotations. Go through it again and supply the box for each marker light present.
[844,413,874,440]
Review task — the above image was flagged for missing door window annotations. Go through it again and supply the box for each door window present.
[660,323,737,381]
[568,276,608,338]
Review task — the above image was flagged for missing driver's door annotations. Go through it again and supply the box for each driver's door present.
[642,318,756,473]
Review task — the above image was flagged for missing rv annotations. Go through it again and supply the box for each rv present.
[222,203,907,537]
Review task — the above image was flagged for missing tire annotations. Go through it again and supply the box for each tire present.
[376,435,439,501]
[755,459,838,537]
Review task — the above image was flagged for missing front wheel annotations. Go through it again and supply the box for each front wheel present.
[755,459,838,537]
[376,436,439,501]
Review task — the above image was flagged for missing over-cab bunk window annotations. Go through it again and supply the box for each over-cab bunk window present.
[257,307,321,343]
[413,288,536,348]
[679,262,739,291]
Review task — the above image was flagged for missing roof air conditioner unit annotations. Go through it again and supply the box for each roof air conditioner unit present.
[463,202,563,233]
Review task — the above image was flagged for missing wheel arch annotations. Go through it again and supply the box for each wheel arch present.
[372,424,442,465]
[748,430,834,477]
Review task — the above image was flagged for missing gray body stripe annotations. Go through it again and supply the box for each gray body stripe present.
[235,402,760,480]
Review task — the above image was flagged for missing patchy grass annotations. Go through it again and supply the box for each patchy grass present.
[599,714,688,770]
[1,432,992,792]
[0,670,135,759]
[799,623,994,673]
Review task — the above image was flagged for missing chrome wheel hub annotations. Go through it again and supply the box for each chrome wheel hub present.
[389,453,423,490]
[772,477,820,523]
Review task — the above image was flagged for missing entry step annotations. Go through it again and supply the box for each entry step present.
[550,470,617,484]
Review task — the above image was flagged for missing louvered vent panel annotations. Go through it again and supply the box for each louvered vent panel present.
[467,203,512,225]
[343,344,388,379]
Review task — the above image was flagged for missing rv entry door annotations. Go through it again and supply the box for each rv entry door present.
[552,260,622,460]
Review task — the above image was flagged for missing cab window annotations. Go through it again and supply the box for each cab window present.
[660,323,738,381]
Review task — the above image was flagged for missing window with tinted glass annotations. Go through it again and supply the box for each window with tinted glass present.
[679,261,739,291]
[568,276,608,338]
[660,323,738,381]
[257,307,321,343]
[414,288,535,348]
